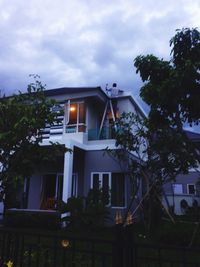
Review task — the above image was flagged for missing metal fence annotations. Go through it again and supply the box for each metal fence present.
[0,226,200,267]
[0,227,114,267]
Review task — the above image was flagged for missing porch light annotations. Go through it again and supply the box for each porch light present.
[61,239,70,248]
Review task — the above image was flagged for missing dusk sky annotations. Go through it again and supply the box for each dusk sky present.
[0,0,199,131]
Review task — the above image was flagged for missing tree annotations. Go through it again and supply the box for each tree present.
[133,28,200,230]
[134,27,200,189]
[134,27,200,137]
[110,111,197,232]
[0,75,68,209]
[109,28,200,233]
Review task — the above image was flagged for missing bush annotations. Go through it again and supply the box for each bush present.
[4,209,61,229]
[59,188,111,229]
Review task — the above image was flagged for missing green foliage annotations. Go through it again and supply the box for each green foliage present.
[112,110,198,232]
[133,27,200,184]
[59,188,110,229]
[134,27,200,128]
[0,75,69,208]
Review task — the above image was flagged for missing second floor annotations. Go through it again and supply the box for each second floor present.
[41,86,145,146]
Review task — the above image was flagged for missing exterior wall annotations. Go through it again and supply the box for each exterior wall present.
[84,150,123,197]
[163,171,200,215]
[164,195,200,215]
[117,98,136,115]
[83,150,134,211]
[72,147,85,197]
[164,172,200,195]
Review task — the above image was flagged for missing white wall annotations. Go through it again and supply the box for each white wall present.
[163,194,200,215]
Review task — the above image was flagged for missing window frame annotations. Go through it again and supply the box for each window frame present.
[40,173,63,202]
[90,172,126,208]
[111,172,126,208]
[91,172,111,206]
[65,101,86,133]
[187,184,196,195]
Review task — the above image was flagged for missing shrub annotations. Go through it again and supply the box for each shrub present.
[4,209,61,229]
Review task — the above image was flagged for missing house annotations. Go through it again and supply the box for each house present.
[2,84,199,223]
[163,130,200,215]
[7,85,145,222]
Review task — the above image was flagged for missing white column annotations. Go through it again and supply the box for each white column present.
[62,142,74,202]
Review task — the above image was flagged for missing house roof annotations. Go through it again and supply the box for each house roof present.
[44,86,147,118]
[44,86,106,97]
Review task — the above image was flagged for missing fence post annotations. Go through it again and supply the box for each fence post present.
[113,224,124,267]
[124,211,135,267]
[124,224,134,267]
[13,232,20,267]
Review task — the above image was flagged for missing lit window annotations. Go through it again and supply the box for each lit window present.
[66,102,86,133]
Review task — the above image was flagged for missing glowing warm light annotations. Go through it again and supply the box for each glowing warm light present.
[61,239,70,248]
[70,106,76,112]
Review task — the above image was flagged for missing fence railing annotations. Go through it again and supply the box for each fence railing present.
[0,226,200,267]
[0,227,114,267]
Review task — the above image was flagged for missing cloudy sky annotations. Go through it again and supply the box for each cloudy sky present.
[0,0,200,130]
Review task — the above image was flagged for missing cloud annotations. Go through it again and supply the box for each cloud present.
[0,0,199,120]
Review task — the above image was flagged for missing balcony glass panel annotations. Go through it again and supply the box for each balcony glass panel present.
[88,127,115,140]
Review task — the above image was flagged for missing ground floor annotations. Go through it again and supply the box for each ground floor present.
[11,144,140,222]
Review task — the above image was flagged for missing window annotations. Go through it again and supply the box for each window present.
[111,173,125,207]
[66,102,86,133]
[91,173,110,205]
[91,172,125,207]
[172,184,183,194]
[187,184,196,195]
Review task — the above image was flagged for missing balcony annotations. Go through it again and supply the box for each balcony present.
[66,124,86,133]
[88,127,115,141]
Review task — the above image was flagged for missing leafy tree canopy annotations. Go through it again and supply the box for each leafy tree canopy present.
[134,28,200,129]
[0,75,69,206]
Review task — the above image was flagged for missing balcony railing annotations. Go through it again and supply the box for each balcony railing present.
[88,127,115,141]
[66,123,86,133]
